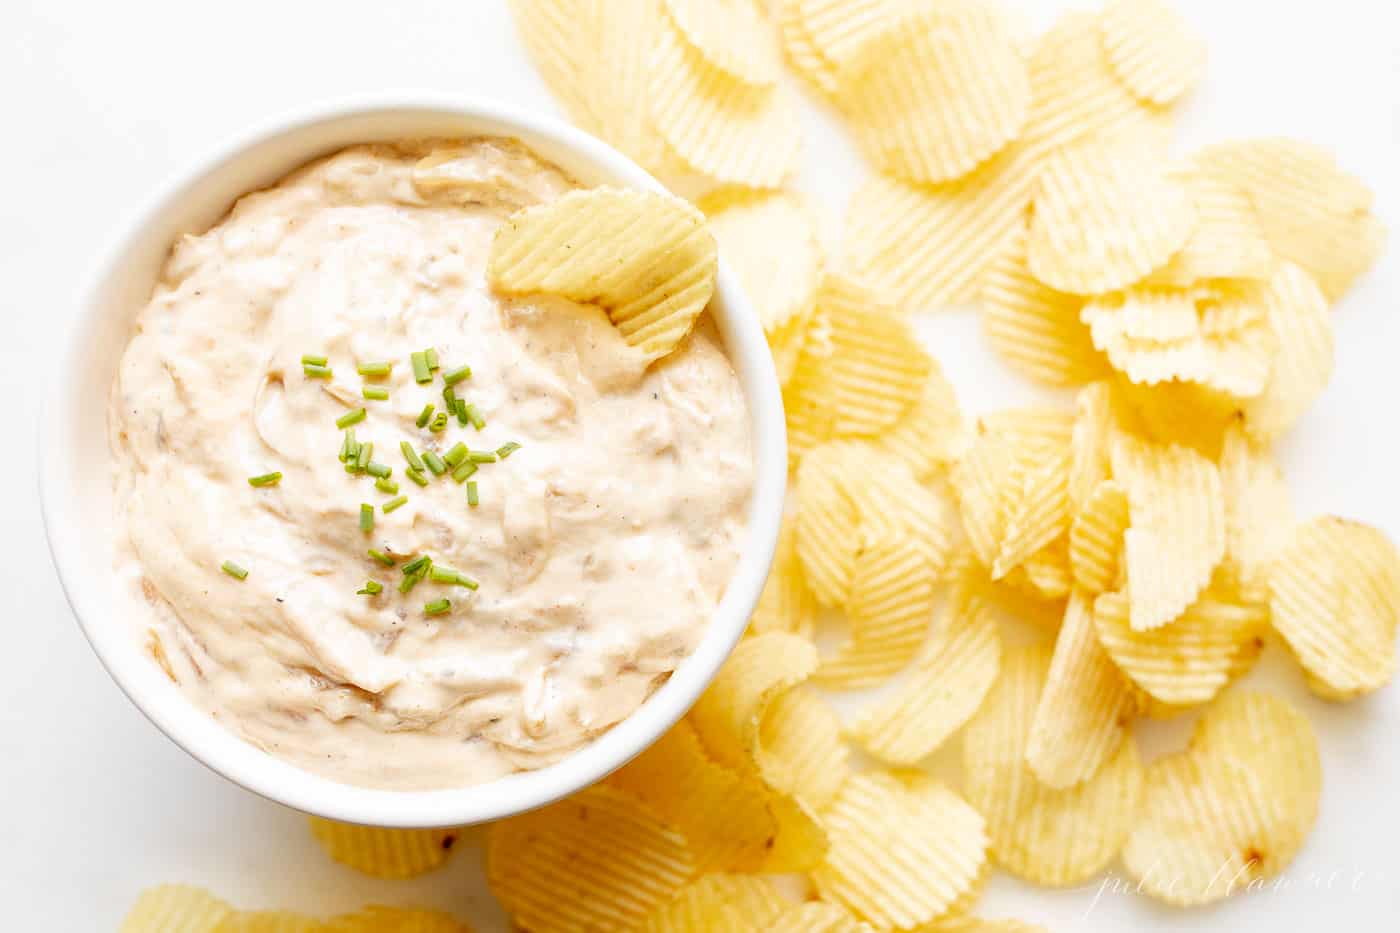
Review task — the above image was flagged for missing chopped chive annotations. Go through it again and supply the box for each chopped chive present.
[247,471,282,487]
[457,574,479,591]
[428,565,459,584]
[336,407,367,429]
[301,354,328,367]
[411,351,431,384]
[368,549,396,567]
[359,503,374,533]
[399,570,426,594]
[302,363,333,379]
[400,441,426,472]
[356,360,393,378]
[451,460,478,483]
[464,402,485,430]
[424,598,451,616]
[443,364,472,386]
[454,397,469,426]
[339,431,352,463]
[415,403,435,428]
[357,580,383,596]
[468,450,497,464]
[442,384,457,407]
[362,386,390,401]
[355,440,373,472]
[496,441,521,459]
[425,347,440,371]
[405,467,429,487]
[401,555,432,576]
[382,495,409,514]
[374,477,399,495]
[430,412,449,432]
[344,462,360,474]
[466,481,480,508]
[366,461,391,479]
[220,560,249,580]
[443,442,469,468]
[422,450,447,475]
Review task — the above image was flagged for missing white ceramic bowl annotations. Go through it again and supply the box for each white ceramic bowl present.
[38,95,786,828]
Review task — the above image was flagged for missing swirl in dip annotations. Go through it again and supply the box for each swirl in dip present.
[108,138,753,790]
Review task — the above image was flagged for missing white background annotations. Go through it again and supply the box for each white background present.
[3,1,1399,929]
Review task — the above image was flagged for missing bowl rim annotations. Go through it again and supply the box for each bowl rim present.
[37,92,786,827]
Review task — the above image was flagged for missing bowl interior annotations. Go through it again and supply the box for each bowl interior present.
[41,98,785,827]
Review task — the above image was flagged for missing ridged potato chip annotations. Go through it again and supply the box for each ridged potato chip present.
[1098,0,1207,106]
[1093,582,1266,707]
[306,818,458,880]
[796,0,921,82]
[1218,422,1293,589]
[1068,382,1114,510]
[872,362,968,480]
[1110,431,1225,630]
[324,906,469,933]
[588,0,672,173]
[488,187,717,360]
[608,721,780,872]
[122,885,233,933]
[651,19,802,188]
[964,644,1144,886]
[508,0,602,134]
[663,0,782,88]
[776,0,841,98]
[700,189,824,334]
[1269,516,1400,700]
[1026,589,1138,787]
[992,445,1071,580]
[690,631,819,769]
[857,454,957,575]
[796,441,863,606]
[1068,479,1129,595]
[812,773,988,929]
[1108,374,1238,460]
[764,789,832,872]
[1148,168,1274,285]
[487,785,695,932]
[1016,537,1074,601]
[1124,691,1322,906]
[770,302,829,388]
[214,912,322,933]
[759,686,851,810]
[640,873,790,932]
[979,226,1107,387]
[1027,136,1196,295]
[1239,261,1334,444]
[1193,138,1385,299]
[849,584,1000,765]
[750,514,818,639]
[769,902,872,933]
[842,4,1030,185]
[979,408,1075,453]
[951,430,1014,569]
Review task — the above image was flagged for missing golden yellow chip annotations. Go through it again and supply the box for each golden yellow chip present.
[758,685,851,810]
[1016,537,1074,601]
[1148,168,1274,285]
[856,454,958,575]
[1108,374,1238,459]
[213,913,322,933]
[776,0,842,98]
[843,142,1040,310]
[951,429,1020,570]
[306,818,458,880]
[650,19,802,188]
[992,445,1072,580]
[770,302,828,389]
[640,873,790,932]
[750,513,818,640]
[1269,516,1400,700]
[841,4,1030,185]
[872,362,968,480]
[690,631,819,769]
[1110,431,1225,630]
[795,441,863,606]
[783,318,840,463]
[1026,590,1138,788]
[507,0,602,135]
[324,906,469,933]
[811,773,988,929]
[488,187,716,360]
[1239,261,1334,444]
[1193,137,1385,299]
[1098,0,1207,106]
[121,885,234,933]
[487,785,695,932]
[700,189,824,335]
[1124,691,1322,906]
[608,720,780,872]
[763,790,832,872]
[849,584,1001,765]
[979,408,1076,453]
[1068,479,1129,595]
[663,0,782,88]
[1218,423,1293,589]
[1027,135,1196,295]
[817,530,935,688]
[1093,582,1266,706]
[1068,381,1114,510]
[979,225,1107,387]
[588,0,672,173]
[963,644,1144,886]
[768,901,872,933]
[796,0,920,83]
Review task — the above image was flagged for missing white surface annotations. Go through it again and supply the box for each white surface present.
[3,0,1398,928]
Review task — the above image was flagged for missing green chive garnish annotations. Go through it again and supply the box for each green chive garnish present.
[458,573,480,591]
[344,463,360,475]
[424,598,451,616]
[382,495,409,514]
[357,580,383,596]
[468,450,497,464]
[454,398,469,426]
[247,472,282,487]
[405,467,429,487]
[359,503,374,533]
[336,408,367,429]
[497,442,521,459]
[451,460,478,483]
[466,481,480,508]
[301,354,328,367]
[368,549,396,567]
[411,351,431,384]
[443,364,472,386]
[400,441,425,472]
[362,386,389,401]
[357,361,393,378]
[375,477,398,495]
[220,560,249,580]
[355,440,373,472]
[339,431,352,463]
[366,461,391,479]
[303,363,333,379]
[425,348,440,371]
[422,450,447,475]
[399,572,425,595]
[415,403,435,428]
[442,384,457,407]
[401,555,432,576]
[429,411,449,432]
[443,442,469,468]
[428,565,458,584]
[464,402,485,430]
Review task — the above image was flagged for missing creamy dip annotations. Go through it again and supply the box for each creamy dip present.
[108,138,752,790]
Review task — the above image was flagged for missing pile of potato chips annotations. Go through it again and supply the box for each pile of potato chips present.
[122,0,1396,929]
